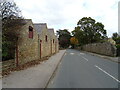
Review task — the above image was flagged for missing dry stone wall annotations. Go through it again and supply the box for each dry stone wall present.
[82,42,117,57]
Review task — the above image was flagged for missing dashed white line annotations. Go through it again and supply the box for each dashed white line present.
[70,53,75,55]
[81,56,88,61]
[80,53,85,55]
[95,65,120,83]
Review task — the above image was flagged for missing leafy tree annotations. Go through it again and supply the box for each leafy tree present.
[72,17,107,45]
[112,32,120,43]
[70,37,78,48]
[1,0,25,60]
[57,29,71,48]
[112,32,120,56]
[72,27,86,45]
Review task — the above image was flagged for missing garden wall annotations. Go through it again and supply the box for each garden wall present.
[82,42,117,57]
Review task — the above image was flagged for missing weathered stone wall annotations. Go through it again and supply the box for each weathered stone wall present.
[55,37,59,53]
[48,29,59,54]
[4,20,59,67]
[39,26,51,58]
[51,36,56,54]
[82,42,117,57]
[18,20,39,65]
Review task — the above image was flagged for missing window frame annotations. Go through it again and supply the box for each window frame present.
[29,26,33,39]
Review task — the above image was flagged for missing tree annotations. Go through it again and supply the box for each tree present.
[1,0,26,60]
[112,32,120,56]
[112,32,119,42]
[57,29,71,48]
[112,32,120,44]
[70,37,78,48]
[72,27,86,45]
[72,17,107,45]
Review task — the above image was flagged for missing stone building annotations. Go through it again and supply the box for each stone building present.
[48,28,58,54]
[34,23,51,58]
[15,19,59,66]
[16,19,39,65]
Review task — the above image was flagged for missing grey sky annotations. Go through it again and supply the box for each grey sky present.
[14,0,119,37]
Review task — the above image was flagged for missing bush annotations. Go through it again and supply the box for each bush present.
[2,41,15,61]
[116,44,120,56]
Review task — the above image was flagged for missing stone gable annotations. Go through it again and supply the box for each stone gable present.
[17,19,39,65]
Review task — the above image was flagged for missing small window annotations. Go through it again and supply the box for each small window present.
[29,26,33,38]
[40,40,42,43]
[53,39,54,43]
[45,35,47,42]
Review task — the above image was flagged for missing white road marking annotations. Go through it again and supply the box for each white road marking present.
[95,65,120,83]
[81,56,88,61]
[80,53,85,55]
[70,53,74,55]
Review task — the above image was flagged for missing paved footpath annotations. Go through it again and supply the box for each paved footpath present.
[2,50,66,88]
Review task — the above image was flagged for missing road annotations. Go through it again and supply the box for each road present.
[47,49,119,88]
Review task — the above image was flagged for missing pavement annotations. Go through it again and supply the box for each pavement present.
[47,49,119,88]
[2,50,66,88]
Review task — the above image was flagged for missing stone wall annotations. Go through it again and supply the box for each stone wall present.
[39,29,51,58]
[82,42,117,57]
[3,20,59,67]
[48,29,59,54]
[18,20,39,65]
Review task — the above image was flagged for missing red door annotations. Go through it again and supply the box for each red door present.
[40,40,42,59]
[51,40,52,54]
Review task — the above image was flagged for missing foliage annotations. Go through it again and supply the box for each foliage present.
[116,44,120,56]
[112,32,120,44]
[72,17,107,45]
[1,0,25,60]
[70,37,78,45]
[57,29,71,48]
[112,32,120,56]
[70,37,78,48]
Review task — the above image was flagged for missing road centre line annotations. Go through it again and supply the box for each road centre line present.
[70,53,74,55]
[95,65,120,83]
[81,56,88,61]
[80,53,85,55]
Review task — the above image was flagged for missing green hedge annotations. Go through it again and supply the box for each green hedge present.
[116,44,120,56]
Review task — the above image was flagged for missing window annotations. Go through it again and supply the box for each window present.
[29,26,33,38]
[45,35,47,42]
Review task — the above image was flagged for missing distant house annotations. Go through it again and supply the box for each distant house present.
[14,19,59,66]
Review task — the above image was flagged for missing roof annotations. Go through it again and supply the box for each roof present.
[48,28,55,36]
[33,23,47,34]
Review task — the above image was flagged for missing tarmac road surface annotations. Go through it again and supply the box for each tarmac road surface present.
[47,49,119,88]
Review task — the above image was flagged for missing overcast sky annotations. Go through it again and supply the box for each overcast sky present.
[13,0,119,37]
